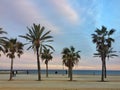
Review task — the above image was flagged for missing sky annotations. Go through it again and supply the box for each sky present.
[0,0,120,70]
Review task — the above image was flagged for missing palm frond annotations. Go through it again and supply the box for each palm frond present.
[108,29,115,36]
[41,31,51,40]
[41,36,53,41]
[39,26,45,38]
[44,44,55,51]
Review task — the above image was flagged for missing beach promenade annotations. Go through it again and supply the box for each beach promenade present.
[0,74,120,90]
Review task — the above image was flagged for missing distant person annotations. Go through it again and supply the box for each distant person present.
[55,71,58,74]
[27,70,29,75]
[12,71,16,77]
[66,70,67,74]
[12,71,14,77]
[16,71,18,74]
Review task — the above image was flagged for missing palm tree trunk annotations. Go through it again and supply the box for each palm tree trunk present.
[69,66,72,81]
[69,60,73,81]
[104,60,107,78]
[36,47,41,81]
[68,61,70,78]
[101,60,104,82]
[46,62,48,78]
[68,68,70,78]
[10,58,13,80]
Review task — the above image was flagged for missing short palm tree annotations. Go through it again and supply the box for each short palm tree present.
[91,26,117,81]
[4,38,24,80]
[62,46,80,81]
[19,23,53,81]
[41,49,53,77]
[0,28,7,56]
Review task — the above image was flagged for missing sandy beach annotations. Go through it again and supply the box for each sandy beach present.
[0,74,120,90]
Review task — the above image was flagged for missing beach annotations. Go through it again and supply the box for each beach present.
[0,74,120,90]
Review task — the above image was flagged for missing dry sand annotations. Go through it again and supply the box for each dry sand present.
[0,74,120,90]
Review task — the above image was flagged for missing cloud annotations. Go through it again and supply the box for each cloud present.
[0,0,60,34]
[86,0,102,26]
[74,0,101,27]
[50,0,79,23]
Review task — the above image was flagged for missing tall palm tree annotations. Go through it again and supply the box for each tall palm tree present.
[91,26,116,81]
[0,28,7,56]
[4,38,24,80]
[41,49,53,77]
[61,46,80,81]
[19,23,53,81]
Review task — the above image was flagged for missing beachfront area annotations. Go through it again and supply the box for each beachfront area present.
[0,74,120,90]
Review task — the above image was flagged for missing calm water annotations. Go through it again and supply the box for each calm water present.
[1,69,119,75]
[0,69,120,75]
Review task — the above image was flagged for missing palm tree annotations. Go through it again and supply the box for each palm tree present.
[41,49,53,77]
[61,46,80,81]
[91,26,116,81]
[19,23,53,81]
[4,38,24,80]
[94,47,118,78]
[0,28,7,56]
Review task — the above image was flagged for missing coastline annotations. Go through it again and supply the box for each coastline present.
[0,69,120,76]
[0,74,120,90]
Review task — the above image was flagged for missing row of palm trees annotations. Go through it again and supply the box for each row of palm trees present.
[0,24,117,82]
[0,24,54,81]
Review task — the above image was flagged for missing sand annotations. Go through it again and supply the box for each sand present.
[0,74,120,90]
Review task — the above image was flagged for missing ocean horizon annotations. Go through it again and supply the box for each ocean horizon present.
[0,69,120,76]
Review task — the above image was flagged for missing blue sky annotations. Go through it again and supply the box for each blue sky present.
[0,0,120,70]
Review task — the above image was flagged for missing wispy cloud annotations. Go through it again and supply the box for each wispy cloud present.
[86,0,102,26]
[0,0,60,34]
[50,0,79,23]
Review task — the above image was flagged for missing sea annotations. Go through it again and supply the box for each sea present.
[0,69,120,76]
[26,70,120,75]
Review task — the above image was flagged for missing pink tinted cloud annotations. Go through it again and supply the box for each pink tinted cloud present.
[50,0,79,23]
[0,0,60,34]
